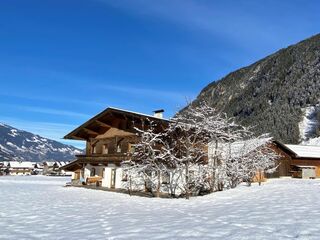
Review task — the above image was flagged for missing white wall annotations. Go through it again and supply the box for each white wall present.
[102,167,111,187]
[101,166,124,189]
[71,172,76,180]
[115,168,123,189]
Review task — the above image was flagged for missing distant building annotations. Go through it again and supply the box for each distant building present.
[6,161,34,175]
[0,161,8,175]
[43,161,70,176]
[32,162,44,175]
[43,161,55,175]
[270,141,320,179]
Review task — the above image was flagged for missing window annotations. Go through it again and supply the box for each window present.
[92,145,97,154]
[103,144,108,154]
[129,143,136,154]
[90,168,96,176]
[117,143,122,153]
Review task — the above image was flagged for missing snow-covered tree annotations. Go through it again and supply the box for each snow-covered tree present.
[122,121,172,197]
[240,135,279,186]
[167,102,241,198]
[122,102,280,199]
[211,132,279,189]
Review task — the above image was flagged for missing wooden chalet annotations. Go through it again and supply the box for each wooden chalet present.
[61,107,169,188]
[269,141,320,179]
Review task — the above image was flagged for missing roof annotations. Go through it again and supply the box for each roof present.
[111,107,169,121]
[284,144,320,159]
[44,162,55,167]
[64,107,170,140]
[8,161,34,169]
[292,165,316,168]
[209,137,271,159]
[54,161,69,167]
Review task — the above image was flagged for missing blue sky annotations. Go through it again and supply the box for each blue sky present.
[0,0,319,149]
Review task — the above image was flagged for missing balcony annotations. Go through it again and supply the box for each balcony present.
[75,153,132,165]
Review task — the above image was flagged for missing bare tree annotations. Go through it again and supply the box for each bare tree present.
[167,102,237,198]
[122,102,279,199]
[122,121,172,197]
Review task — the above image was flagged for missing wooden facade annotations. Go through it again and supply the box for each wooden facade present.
[61,107,169,187]
[62,106,320,190]
[268,141,320,178]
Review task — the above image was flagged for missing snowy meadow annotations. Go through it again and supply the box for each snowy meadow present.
[1,176,320,239]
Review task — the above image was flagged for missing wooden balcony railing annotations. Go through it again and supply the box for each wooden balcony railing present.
[75,153,132,165]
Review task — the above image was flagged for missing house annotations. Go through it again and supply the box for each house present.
[61,107,169,188]
[0,161,8,175]
[32,162,44,175]
[61,105,320,195]
[43,161,55,175]
[43,161,70,175]
[269,141,320,179]
[6,161,34,175]
[52,161,71,176]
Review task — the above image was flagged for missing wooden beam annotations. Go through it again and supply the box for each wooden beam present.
[83,127,99,135]
[95,120,112,128]
[71,135,86,140]
[111,118,121,128]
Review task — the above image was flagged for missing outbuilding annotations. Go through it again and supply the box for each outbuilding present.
[270,142,320,178]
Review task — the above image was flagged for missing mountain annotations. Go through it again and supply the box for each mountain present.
[181,34,320,144]
[0,123,82,162]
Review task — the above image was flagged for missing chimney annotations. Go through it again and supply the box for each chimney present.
[153,109,164,119]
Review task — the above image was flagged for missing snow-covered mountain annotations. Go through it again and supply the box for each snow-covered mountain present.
[0,123,82,162]
[180,33,320,144]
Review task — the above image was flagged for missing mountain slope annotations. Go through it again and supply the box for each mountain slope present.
[0,123,82,161]
[182,34,320,144]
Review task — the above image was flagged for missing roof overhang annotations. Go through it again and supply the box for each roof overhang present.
[60,158,121,171]
[272,140,298,157]
[291,165,317,168]
[273,140,320,159]
[64,107,170,141]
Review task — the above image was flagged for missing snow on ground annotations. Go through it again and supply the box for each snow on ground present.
[1,176,320,240]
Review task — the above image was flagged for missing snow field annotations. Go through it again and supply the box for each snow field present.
[1,176,320,239]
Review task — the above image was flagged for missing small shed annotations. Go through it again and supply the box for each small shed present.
[291,165,316,179]
[271,142,320,178]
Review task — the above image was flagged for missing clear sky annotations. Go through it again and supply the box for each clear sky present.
[0,0,319,149]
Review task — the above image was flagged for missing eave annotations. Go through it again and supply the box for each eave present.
[64,107,170,141]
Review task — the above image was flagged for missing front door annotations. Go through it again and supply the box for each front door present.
[111,169,116,188]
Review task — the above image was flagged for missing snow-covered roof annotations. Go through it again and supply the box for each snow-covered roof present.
[0,161,8,167]
[109,107,169,121]
[209,138,270,159]
[8,161,34,169]
[34,163,44,168]
[285,144,320,158]
[44,161,55,167]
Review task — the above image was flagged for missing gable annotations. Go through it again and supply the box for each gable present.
[64,107,169,140]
